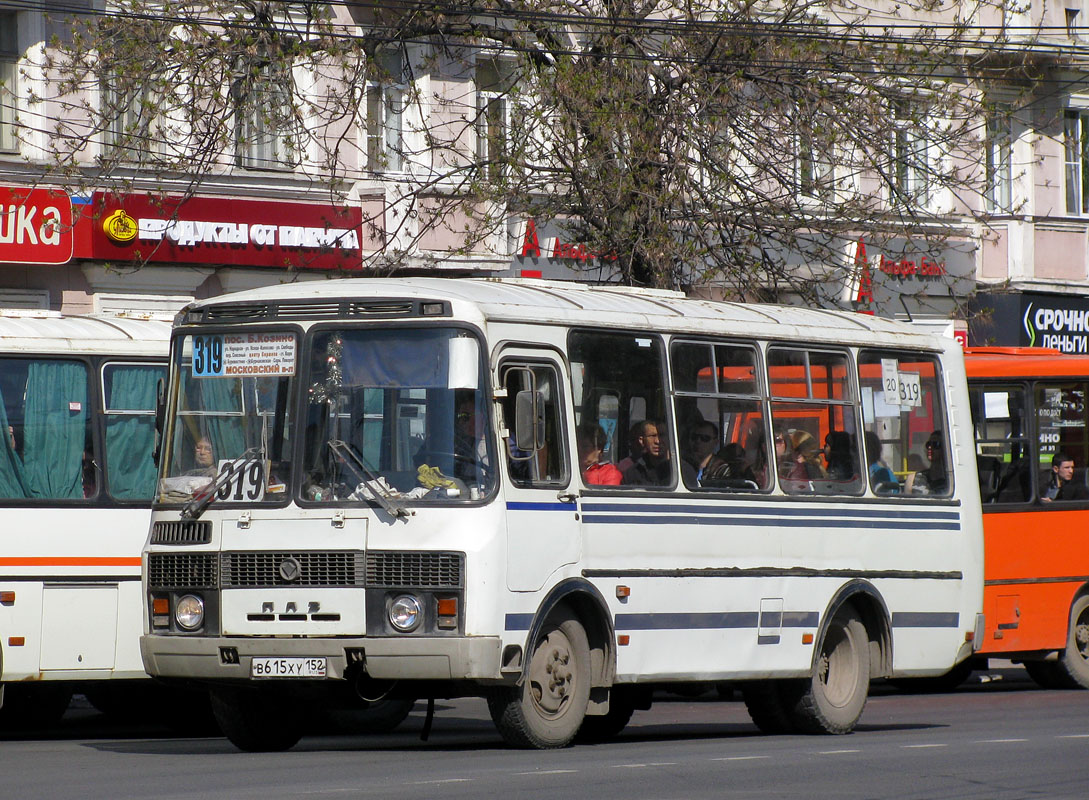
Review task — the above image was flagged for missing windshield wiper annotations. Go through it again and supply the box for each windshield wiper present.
[180,447,263,520]
[328,439,411,520]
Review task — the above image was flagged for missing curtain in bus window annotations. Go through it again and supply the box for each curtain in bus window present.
[21,361,87,499]
[339,332,475,390]
[0,386,31,498]
[104,365,161,500]
[197,377,246,462]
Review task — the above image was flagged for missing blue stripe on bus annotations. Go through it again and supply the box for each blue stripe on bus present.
[581,502,960,521]
[506,610,955,632]
[506,501,576,512]
[891,612,960,628]
[581,514,959,530]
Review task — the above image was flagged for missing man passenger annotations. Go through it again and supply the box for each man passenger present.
[1041,452,1089,502]
[621,420,671,486]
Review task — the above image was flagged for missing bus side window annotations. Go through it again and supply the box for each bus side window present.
[500,363,567,488]
[569,330,670,489]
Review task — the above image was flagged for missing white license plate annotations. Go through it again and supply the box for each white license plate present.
[251,657,327,678]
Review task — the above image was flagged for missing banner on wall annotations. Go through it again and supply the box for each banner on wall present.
[0,186,74,265]
[77,193,364,270]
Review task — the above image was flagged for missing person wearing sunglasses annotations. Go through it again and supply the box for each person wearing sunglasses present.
[681,421,719,486]
[908,431,949,495]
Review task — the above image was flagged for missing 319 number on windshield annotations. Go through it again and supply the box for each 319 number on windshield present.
[192,335,224,377]
[216,460,265,502]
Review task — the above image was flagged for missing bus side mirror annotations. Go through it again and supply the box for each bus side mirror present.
[152,377,166,465]
[515,389,545,451]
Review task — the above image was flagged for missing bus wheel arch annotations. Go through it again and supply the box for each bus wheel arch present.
[783,581,890,735]
[489,579,615,748]
[816,580,892,680]
[517,578,616,695]
[1049,586,1089,690]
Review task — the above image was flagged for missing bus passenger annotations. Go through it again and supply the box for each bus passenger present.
[621,420,671,486]
[188,437,217,478]
[1041,452,1089,502]
[823,431,859,482]
[782,430,824,490]
[865,431,898,493]
[578,422,622,486]
[681,420,719,485]
[909,431,949,495]
[616,421,644,474]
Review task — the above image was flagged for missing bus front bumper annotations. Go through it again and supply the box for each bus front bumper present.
[140,634,503,682]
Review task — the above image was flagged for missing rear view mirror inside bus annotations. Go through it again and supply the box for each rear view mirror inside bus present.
[515,389,545,451]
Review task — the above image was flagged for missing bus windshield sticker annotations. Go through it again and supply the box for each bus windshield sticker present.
[193,333,296,378]
[881,358,900,405]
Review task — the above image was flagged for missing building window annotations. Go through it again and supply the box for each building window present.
[102,78,157,161]
[233,57,297,169]
[1,14,18,153]
[892,107,932,204]
[797,123,834,200]
[1064,109,1089,215]
[366,49,404,172]
[476,59,509,181]
[985,112,1013,213]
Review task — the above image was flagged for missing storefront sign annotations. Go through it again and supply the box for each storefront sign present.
[0,187,74,265]
[1021,293,1089,353]
[79,193,363,270]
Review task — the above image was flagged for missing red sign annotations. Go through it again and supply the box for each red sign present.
[0,187,74,265]
[77,193,364,270]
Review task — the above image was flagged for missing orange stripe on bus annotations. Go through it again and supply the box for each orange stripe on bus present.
[0,557,142,566]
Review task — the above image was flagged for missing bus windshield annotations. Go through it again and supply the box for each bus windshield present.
[158,333,295,506]
[301,327,494,504]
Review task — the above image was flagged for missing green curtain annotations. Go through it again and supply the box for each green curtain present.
[22,360,87,499]
[199,377,246,462]
[105,365,163,500]
[0,383,31,498]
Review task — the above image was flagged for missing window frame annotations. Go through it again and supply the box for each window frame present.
[0,13,18,153]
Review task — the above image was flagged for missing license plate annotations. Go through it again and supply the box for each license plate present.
[251,657,327,678]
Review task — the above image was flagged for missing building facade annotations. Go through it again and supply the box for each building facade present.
[2,2,1089,335]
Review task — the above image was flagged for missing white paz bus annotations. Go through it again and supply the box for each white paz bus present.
[141,278,984,751]
[0,311,168,726]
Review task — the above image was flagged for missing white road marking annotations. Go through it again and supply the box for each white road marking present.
[711,756,770,762]
[817,749,860,755]
[1056,734,1089,739]
[903,744,948,749]
[514,770,578,776]
[612,762,678,768]
[976,739,1027,744]
[410,778,472,785]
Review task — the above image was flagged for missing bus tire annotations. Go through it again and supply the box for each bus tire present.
[1057,595,1089,689]
[576,687,636,743]
[210,687,304,752]
[786,608,870,734]
[740,681,798,734]
[488,612,591,749]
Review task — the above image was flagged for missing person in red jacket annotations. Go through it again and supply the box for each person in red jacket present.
[578,421,622,486]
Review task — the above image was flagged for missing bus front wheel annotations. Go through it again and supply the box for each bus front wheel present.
[786,608,870,734]
[488,611,591,748]
[210,686,304,752]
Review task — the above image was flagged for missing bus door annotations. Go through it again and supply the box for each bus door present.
[496,350,577,592]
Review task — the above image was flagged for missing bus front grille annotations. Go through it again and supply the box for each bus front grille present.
[366,551,464,589]
[148,552,219,589]
[150,520,212,545]
[221,551,367,588]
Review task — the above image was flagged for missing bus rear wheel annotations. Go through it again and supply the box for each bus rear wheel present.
[210,686,304,752]
[786,608,870,734]
[488,611,591,748]
[1029,595,1089,690]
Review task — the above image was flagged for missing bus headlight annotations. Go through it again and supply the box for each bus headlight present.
[389,594,422,632]
[175,594,205,630]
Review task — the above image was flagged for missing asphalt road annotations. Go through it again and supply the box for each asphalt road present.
[1,666,1086,800]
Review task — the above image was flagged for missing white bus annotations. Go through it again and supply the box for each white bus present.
[0,310,169,726]
[141,278,984,751]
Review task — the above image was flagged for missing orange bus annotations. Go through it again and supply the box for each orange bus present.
[965,347,1089,689]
